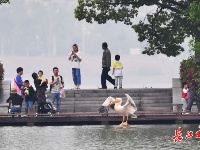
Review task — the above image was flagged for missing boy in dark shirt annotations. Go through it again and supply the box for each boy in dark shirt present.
[6,87,23,113]
[23,80,36,113]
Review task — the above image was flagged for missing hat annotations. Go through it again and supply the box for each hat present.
[10,87,17,93]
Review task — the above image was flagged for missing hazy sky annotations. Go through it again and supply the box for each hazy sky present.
[0,0,192,89]
[0,0,192,57]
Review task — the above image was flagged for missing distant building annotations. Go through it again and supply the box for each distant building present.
[130,48,141,55]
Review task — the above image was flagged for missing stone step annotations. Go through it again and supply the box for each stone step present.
[63,92,172,98]
[62,96,172,101]
[67,88,172,93]
[61,97,141,101]
[140,99,172,104]
[11,104,173,113]
[140,96,172,100]
[47,88,172,94]
[140,107,172,111]
[1,83,173,113]
[141,103,172,107]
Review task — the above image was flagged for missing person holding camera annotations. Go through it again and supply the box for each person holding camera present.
[68,44,82,90]
[99,42,115,89]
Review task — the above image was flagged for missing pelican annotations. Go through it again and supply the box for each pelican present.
[100,94,137,126]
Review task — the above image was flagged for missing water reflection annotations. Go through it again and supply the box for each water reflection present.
[0,124,199,150]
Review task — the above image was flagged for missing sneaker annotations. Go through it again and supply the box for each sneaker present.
[114,87,117,89]
[98,87,107,89]
[56,112,59,115]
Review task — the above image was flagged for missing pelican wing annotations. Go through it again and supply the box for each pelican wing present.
[99,96,115,114]
[101,96,115,106]
[123,94,137,113]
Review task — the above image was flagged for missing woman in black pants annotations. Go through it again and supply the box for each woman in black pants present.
[32,73,47,114]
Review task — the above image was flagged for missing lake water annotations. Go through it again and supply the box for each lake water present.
[0,124,200,150]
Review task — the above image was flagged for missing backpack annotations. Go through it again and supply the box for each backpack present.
[50,75,64,91]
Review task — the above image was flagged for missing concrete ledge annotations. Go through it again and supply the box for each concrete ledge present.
[172,78,182,106]
[172,78,181,88]
[0,112,200,126]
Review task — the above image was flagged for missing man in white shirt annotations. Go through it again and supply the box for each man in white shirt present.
[49,67,64,114]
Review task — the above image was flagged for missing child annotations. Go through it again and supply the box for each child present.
[38,70,48,86]
[6,87,23,114]
[23,80,36,114]
[112,54,123,89]
[182,82,189,112]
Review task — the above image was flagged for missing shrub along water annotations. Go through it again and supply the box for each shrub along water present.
[0,62,4,81]
[180,55,200,94]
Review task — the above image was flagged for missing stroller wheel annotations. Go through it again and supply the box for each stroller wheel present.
[48,112,52,117]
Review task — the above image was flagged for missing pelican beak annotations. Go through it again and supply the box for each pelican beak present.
[110,98,121,104]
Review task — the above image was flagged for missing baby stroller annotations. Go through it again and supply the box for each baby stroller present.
[43,99,56,114]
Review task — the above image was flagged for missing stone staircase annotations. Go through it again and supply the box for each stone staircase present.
[58,88,173,113]
[0,86,173,113]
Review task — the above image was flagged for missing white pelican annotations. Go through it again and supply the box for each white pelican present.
[100,94,137,126]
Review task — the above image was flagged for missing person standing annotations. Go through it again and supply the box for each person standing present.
[23,80,36,114]
[181,82,188,112]
[32,73,47,114]
[49,67,64,114]
[68,44,82,90]
[112,54,123,89]
[185,81,200,114]
[100,42,115,89]
[14,67,24,96]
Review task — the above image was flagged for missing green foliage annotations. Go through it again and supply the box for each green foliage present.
[189,37,200,52]
[180,1,200,93]
[189,2,200,23]
[75,0,200,57]
[180,55,200,93]
[0,62,4,80]
[0,0,10,5]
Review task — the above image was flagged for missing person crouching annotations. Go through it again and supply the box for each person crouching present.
[23,80,36,114]
[6,87,23,113]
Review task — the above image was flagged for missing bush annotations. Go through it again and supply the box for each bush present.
[0,62,4,80]
[180,55,200,93]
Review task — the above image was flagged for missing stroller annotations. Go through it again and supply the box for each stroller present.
[44,98,56,114]
[35,98,56,115]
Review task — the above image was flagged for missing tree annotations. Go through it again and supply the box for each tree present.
[0,0,9,5]
[179,2,200,93]
[188,2,200,53]
[74,0,200,58]
[0,0,9,81]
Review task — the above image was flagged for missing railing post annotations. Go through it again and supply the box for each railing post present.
[172,78,182,112]
[27,107,34,126]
